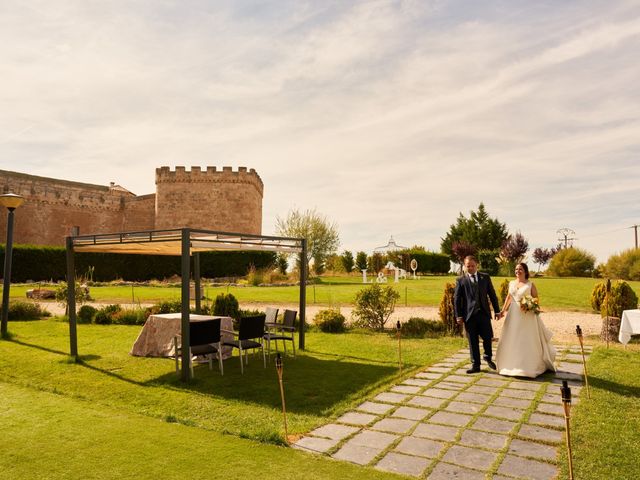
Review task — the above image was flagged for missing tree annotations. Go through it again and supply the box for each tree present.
[547,247,596,277]
[500,232,529,264]
[276,254,288,275]
[451,240,477,264]
[355,251,368,271]
[603,248,640,280]
[276,208,340,277]
[353,284,400,331]
[341,250,354,273]
[441,203,508,263]
[532,248,553,272]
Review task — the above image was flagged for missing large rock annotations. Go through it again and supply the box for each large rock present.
[26,289,56,300]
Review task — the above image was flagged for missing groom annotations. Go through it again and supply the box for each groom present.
[454,255,501,374]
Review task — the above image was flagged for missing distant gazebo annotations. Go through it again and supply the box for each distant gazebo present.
[374,236,407,253]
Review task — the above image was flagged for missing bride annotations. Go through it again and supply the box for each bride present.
[495,263,556,378]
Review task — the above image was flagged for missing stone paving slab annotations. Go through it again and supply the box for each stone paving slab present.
[565,353,586,361]
[310,423,360,440]
[445,400,484,415]
[293,436,340,453]
[402,378,432,387]
[413,423,459,441]
[416,372,443,380]
[374,392,410,404]
[509,438,557,460]
[557,362,585,374]
[336,411,378,426]
[371,417,417,434]
[391,385,422,394]
[427,367,453,373]
[407,395,446,409]
[445,374,475,383]
[349,429,398,449]
[392,406,431,420]
[529,412,566,428]
[517,424,563,443]
[459,429,508,450]
[498,454,558,480]
[477,377,510,387]
[428,462,486,480]
[510,380,545,391]
[355,401,395,415]
[429,411,473,427]
[441,444,499,470]
[375,451,429,477]
[471,416,517,434]
[501,388,537,400]
[420,388,458,399]
[535,402,564,416]
[467,385,499,395]
[394,436,445,458]
[435,381,466,391]
[456,391,492,404]
[493,395,531,409]
[484,405,525,421]
[332,443,382,465]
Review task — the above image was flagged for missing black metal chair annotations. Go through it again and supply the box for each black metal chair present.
[264,309,296,359]
[174,318,224,377]
[223,315,266,374]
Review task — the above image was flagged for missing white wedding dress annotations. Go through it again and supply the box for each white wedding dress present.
[496,281,556,378]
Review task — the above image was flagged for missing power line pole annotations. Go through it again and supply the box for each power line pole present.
[631,224,639,249]
[557,228,576,248]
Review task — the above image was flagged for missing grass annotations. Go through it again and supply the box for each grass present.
[7,275,640,312]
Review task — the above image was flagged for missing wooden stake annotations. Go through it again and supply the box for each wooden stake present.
[575,325,590,399]
[396,321,402,371]
[275,353,288,443]
[605,279,611,349]
[561,381,574,480]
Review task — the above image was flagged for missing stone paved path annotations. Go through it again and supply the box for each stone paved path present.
[294,345,590,479]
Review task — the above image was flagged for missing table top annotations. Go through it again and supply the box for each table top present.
[149,313,222,321]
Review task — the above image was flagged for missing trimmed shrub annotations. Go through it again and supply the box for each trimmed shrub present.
[314,309,346,333]
[77,305,97,324]
[604,248,640,281]
[400,317,447,338]
[438,282,462,336]
[113,308,147,325]
[147,300,182,315]
[590,282,607,312]
[600,281,638,318]
[213,293,239,319]
[94,304,122,325]
[547,247,596,277]
[498,279,510,305]
[7,301,50,321]
[352,284,400,331]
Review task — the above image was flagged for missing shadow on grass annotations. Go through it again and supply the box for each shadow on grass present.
[149,353,399,414]
[588,375,640,397]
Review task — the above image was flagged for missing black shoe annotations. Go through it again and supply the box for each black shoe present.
[483,356,497,370]
[466,367,481,374]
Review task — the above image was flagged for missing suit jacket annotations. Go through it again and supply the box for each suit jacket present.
[454,272,500,322]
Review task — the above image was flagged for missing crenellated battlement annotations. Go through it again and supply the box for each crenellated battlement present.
[155,165,263,195]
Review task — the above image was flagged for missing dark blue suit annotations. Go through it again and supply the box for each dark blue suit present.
[454,272,500,368]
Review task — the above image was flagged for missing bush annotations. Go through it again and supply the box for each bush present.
[438,282,462,336]
[7,301,50,321]
[498,279,510,305]
[94,304,122,325]
[213,293,239,319]
[477,250,500,276]
[352,284,400,331]
[314,309,347,333]
[599,281,638,318]
[547,247,596,277]
[77,305,97,324]
[590,282,607,312]
[112,308,147,325]
[604,248,640,281]
[147,300,182,315]
[400,317,447,338]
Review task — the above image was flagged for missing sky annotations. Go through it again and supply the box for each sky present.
[1,0,639,264]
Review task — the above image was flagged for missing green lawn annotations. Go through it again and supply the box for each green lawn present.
[8,275,640,312]
[1,319,639,479]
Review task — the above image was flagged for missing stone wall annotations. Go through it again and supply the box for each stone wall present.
[0,165,264,246]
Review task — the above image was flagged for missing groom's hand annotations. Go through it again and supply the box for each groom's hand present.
[456,317,464,325]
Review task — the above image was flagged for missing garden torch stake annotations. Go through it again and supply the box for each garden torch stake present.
[396,321,402,371]
[575,325,590,399]
[275,353,289,443]
[561,380,574,480]
[605,279,611,349]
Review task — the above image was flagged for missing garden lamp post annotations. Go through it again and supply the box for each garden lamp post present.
[1,193,25,338]
[575,325,590,399]
[561,380,574,480]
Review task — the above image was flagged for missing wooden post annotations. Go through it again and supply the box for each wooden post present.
[605,279,611,349]
[575,325,590,399]
[396,320,402,371]
[299,239,307,350]
[180,229,191,382]
[275,353,288,443]
[66,236,78,359]
[561,380,574,480]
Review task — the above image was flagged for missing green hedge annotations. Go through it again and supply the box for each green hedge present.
[409,252,450,274]
[0,244,276,282]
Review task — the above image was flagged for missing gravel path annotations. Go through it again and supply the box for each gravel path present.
[35,301,602,344]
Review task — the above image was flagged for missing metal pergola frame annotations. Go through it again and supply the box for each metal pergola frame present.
[66,227,307,381]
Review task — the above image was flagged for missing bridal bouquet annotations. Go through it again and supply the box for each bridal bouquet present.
[519,295,541,314]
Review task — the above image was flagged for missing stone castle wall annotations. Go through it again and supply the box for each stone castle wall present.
[0,166,263,246]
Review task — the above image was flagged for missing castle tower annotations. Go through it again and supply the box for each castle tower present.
[154,166,263,234]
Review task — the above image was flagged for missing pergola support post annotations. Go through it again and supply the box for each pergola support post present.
[194,252,201,314]
[180,229,191,381]
[66,236,78,359]
[299,239,307,350]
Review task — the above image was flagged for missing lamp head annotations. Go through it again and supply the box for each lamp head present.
[396,321,401,331]
[561,380,572,404]
[606,279,611,292]
[276,353,282,371]
[0,193,25,210]
[576,325,582,336]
